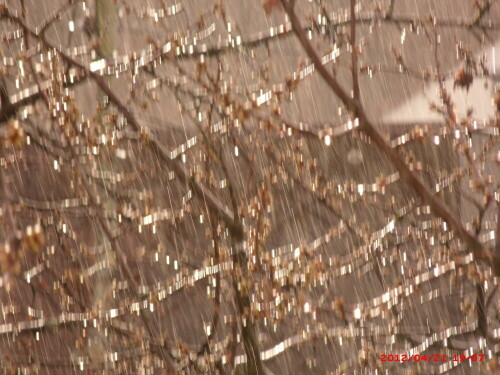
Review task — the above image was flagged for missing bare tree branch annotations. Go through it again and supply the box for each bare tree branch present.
[282,0,496,273]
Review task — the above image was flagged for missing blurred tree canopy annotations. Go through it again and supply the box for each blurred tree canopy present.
[1,0,500,374]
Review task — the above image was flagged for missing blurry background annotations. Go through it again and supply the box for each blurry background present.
[1,1,500,374]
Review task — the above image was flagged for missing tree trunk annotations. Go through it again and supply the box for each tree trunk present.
[231,224,264,375]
